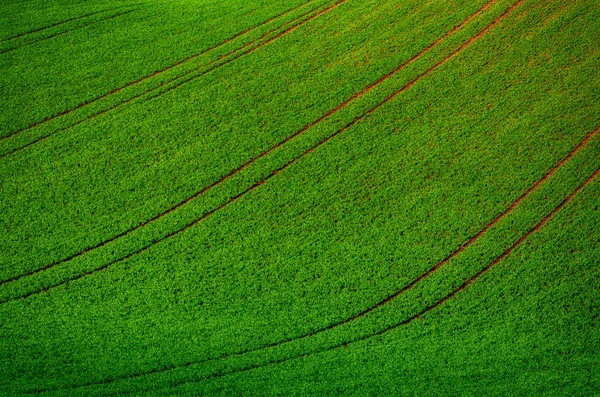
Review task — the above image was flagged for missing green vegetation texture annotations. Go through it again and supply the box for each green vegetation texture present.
[0,0,598,395]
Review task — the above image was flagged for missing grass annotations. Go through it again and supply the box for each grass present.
[0,0,598,395]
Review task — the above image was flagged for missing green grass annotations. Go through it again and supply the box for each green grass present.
[0,0,599,395]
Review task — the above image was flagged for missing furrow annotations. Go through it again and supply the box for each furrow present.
[0,9,137,55]
[0,5,129,43]
[0,0,316,142]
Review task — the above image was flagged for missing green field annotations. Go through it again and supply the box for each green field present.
[1,0,599,395]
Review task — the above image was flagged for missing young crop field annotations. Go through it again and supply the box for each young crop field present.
[1,0,599,395]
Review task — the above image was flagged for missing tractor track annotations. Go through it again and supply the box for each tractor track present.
[0,3,328,158]
[159,165,600,393]
[0,0,317,145]
[0,0,344,285]
[0,9,137,55]
[0,5,131,43]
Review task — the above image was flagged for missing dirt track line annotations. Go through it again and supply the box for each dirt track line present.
[0,0,315,142]
[0,0,492,286]
[0,0,522,301]
[161,166,600,391]
[0,9,137,55]
[0,1,330,160]
[0,5,130,43]
[142,0,344,103]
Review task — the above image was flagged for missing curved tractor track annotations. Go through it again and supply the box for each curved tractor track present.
[0,8,138,55]
[0,0,335,157]
[171,166,600,393]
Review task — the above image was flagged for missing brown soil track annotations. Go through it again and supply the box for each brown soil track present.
[0,0,315,143]
[0,9,137,55]
[0,5,129,43]
[0,0,494,286]
[0,0,333,159]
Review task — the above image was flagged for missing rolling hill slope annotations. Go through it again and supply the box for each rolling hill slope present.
[0,0,598,395]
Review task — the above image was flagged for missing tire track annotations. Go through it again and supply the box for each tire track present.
[0,0,316,142]
[0,9,138,55]
[157,166,600,393]
[0,5,130,43]
[140,0,345,104]
[0,0,495,285]
[0,0,522,302]
[0,0,333,159]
